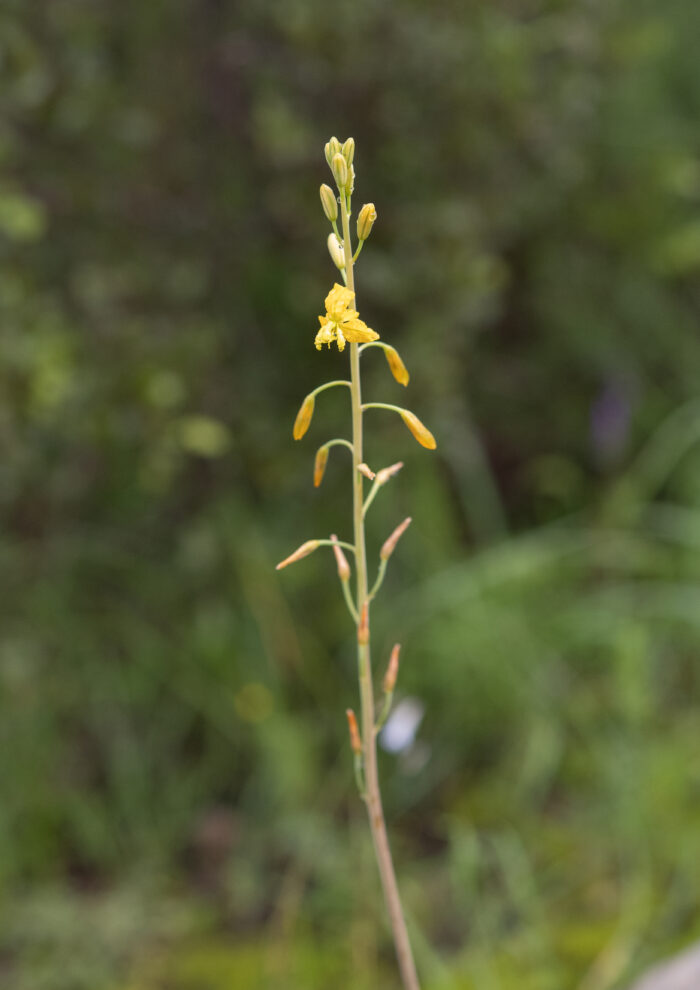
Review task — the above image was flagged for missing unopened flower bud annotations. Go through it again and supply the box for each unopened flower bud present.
[320,184,338,222]
[331,534,351,581]
[380,517,412,561]
[342,137,355,166]
[375,461,404,486]
[357,462,375,480]
[384,345,409,386]
[384,644,401,694]
[293,393,315,440]
[325,137,341,167]
[357,602,369,645]
[314,444,329,487]
[400,409,437,449]
[357,203,377,241]
[332,153,348,190]
[346,708,362,754]
[327,233,346,270]
[276,539,320,570]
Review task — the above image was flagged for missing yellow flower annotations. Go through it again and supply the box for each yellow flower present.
[315,283,380,352]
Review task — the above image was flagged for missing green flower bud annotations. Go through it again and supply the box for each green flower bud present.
[319,183,338,222]
[357,203,377,241]
[325,137,341,167]
[327,233,346,270]
[331,153,348,190]
[342,137,355,166]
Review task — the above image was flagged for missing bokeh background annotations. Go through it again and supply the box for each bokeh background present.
[3,1,700,988]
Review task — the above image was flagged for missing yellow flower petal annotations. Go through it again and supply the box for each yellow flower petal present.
[341,318,380,343]
[315,319,337,350]
[325,283,356,321]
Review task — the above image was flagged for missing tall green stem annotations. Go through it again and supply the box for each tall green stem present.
[340,192,420,990]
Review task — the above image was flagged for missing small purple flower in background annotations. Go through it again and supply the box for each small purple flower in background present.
[590,377,634,468]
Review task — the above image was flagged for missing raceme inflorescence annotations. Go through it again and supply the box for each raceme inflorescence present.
[276,136,436,990]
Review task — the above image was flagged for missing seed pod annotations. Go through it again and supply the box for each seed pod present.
[342,137,355,166]
[276,539,320,570]
[357,203,377,241]
[313,444,329,487]
[346,708,362,754]
[400,409,436,449]
[331,153,348,190]
[293,393,315,440]
[384,644,401,694]
[320,184,338,222]
[331,534,351,581]
[327,233,346,270]
[384,345,409,386]
[380,517,412,561]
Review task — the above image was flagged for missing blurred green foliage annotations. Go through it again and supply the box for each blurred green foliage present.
[2,0,700,987]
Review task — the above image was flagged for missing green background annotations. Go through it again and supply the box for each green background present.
[2,1,700,987]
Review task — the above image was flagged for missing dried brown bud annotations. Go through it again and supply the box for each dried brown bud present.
[332,153,348,190]
[384,345,410,386]
[375,461,404,486]
[357,462,376,480]
[384,644,401,694]
[314,445,329,487]
[357,203,377,241]
[330,533,351,582]
[276,539,320,570]
[293,393,315,440]
[380,517,412,561]
[357,602,369,645]
[320,183,338,222]
[346,708,362,754]
[400,409,436,449]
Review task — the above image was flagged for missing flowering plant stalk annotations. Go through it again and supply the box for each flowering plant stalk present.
[277,136,435,990]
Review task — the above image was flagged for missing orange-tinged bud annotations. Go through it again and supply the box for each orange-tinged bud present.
[346,708,362,754]
[276,539,320,570]
[358,602,369,645]
[375,461,404,486]
[380,517,412,561]
[400,409,436,449]
[332,153,348,190]
[330,533,351,581]
[357,202,376,241]
[320,183,338,222]
[384,345,409,386]
[314,445,329,487]
[293,393,315,440]
[384,644,401,694]
[358,462,375,480]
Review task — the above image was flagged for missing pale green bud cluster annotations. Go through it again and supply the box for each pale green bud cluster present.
[323,135,355,196]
